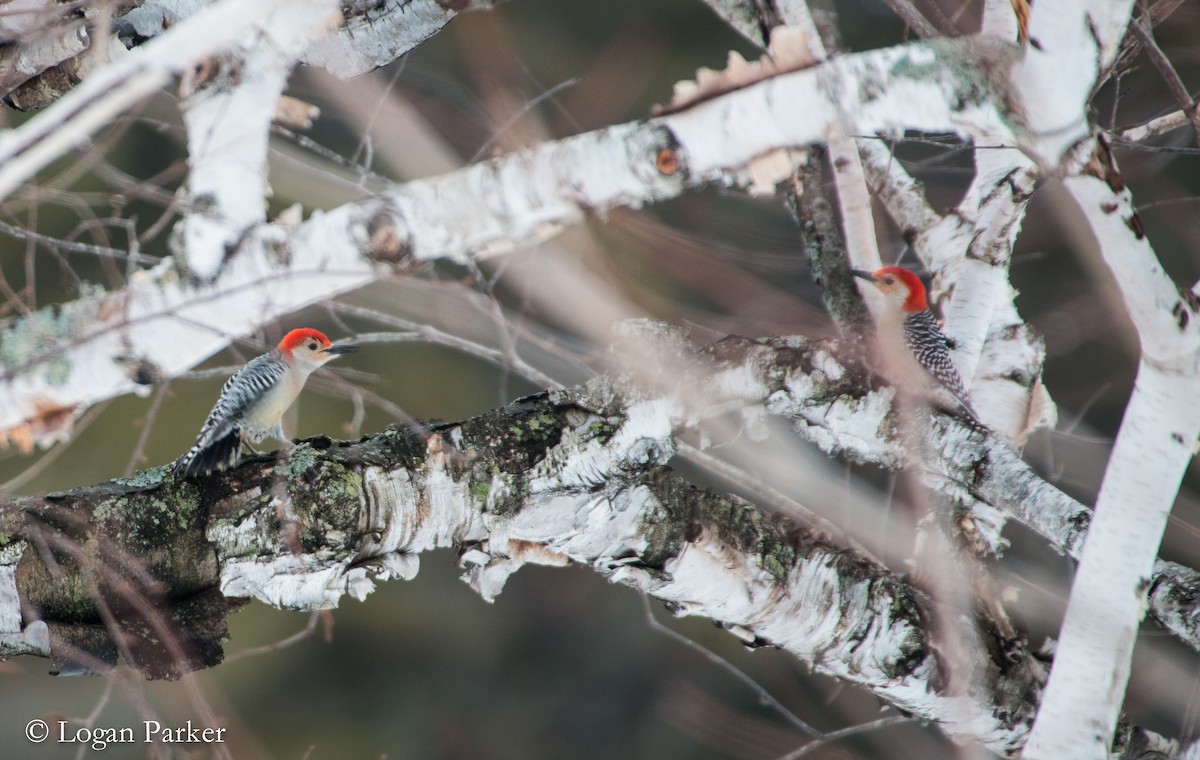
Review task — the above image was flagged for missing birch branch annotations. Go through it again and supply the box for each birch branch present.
[0,0,311,202]
[1119,109,1196,142]
[1024,138,1200,759]
[0,330,1182,757]
[177,0,339,280]
[1012,0,1136,164]
[1126,12,1200,147]
[693,332,1200,661]
[300,0,494,78]
[0,14,88,102]
[118,0,494,81]
[0,37,1020,448]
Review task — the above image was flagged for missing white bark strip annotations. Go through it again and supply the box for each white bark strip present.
[829,140,884,275]
[1024,166,1200,757]
[179,0,338,280]
[1024,367,1200,759]
[1013,0,1136,164]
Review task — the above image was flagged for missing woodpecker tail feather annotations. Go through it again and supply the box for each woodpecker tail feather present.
[946,390,984,428]
[173,428,243,478]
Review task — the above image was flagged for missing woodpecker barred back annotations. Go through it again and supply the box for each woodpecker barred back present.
[172,328,357,478]
[850,266,980,423]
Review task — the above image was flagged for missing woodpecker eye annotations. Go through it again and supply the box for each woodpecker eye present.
[882,276,895,284]
[307,341,318,350]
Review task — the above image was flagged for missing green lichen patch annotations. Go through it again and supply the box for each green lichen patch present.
[458,396,570,477]
[345,425,429,470]
[0,284,104,386]
[286,444,322,481]
[470,475,493,504]
[12,475,218,625]
[464,456,525,517]
[488,470,530,518]
[17,552,97,623]
[91,484,202,552]
[587,418,617,445]
[638,468,708,570]
[112,466,171,489]
[639,468,808,585]
[285,453,363,551]
[886,46,944,84]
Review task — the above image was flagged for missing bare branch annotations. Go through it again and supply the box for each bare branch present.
[0,37,1020,448]
[1126,12,1200,147]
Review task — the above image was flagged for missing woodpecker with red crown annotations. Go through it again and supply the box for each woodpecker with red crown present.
[172,328,357,478]
[850,266,980,424]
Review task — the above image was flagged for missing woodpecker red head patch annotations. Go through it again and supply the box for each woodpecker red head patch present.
[872,266,928,312]
[278,328,332,354]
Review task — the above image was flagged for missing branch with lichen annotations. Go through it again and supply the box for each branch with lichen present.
[0,324,1187,756]
[0,370,1041,753]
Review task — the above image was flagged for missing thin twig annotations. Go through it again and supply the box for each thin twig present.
[224,611,324,662]
[773,715,913,759]
[1127,13,1200,146]
[640,596,820,737]
[878,0,939,38]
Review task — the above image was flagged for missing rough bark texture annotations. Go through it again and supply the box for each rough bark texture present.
[0,332,1182,756]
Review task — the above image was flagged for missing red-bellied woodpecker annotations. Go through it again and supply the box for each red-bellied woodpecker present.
[850,266,980,424]
[172,328,357,477]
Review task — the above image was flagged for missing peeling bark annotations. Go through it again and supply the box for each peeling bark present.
[0,330,1185,756]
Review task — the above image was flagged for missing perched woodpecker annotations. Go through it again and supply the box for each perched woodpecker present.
[850,266,980,423]
[172,328,357,478]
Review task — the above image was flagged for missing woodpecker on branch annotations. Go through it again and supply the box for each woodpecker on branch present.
[850,266,980,424]
[172,328,357,478]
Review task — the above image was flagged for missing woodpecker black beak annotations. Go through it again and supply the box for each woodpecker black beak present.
[849,269,877,283]
[323,343,358,356]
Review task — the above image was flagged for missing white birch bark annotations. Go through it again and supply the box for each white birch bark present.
[179,0,338,280]
[1023,162,1200,758]
[0,0,312,201]
[1005,0,1200,753]
[0,17,88,98]
[1011,0,1136,165]
[0,37,1017,447]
